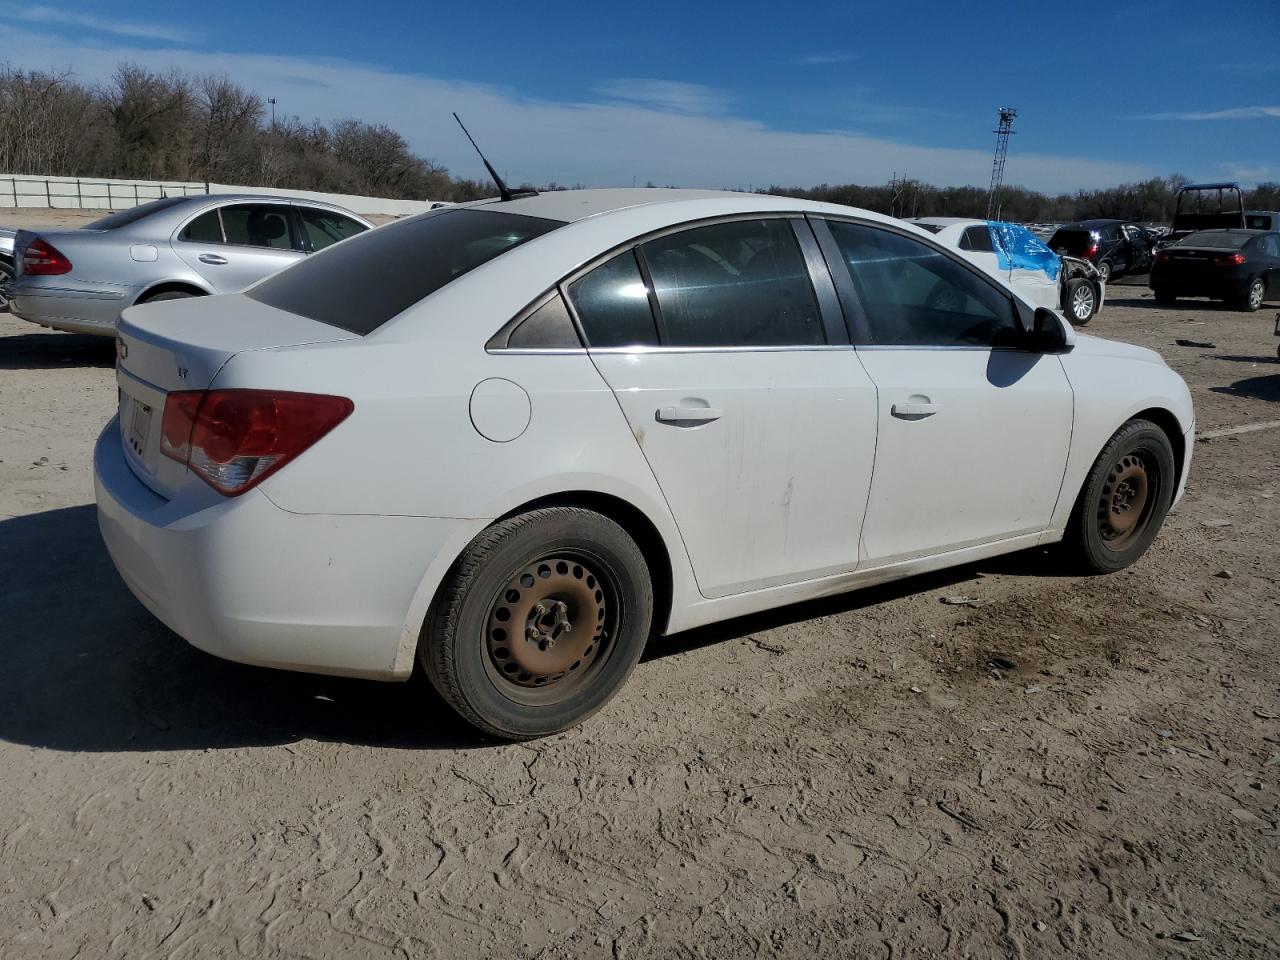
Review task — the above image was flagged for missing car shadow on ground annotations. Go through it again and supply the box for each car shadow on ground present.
[0,331,116,369]
[1212,374,1280,403]
[0,505,1075,754]
[0,505,488,753]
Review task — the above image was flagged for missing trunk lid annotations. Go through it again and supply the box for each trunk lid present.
[115,293,357,498]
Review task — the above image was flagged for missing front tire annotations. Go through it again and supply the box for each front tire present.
[1062,419,1176,574]
[1064,278,1097,324]
[421,507,653,739]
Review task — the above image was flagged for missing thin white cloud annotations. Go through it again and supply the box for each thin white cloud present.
[0,4,195,44]
[593,78,729,116]
[1145,105,1280,120]
[798,53,856,65]
[1,26,1155,193]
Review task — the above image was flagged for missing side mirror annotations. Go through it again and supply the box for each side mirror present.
[1027,307,1071,353]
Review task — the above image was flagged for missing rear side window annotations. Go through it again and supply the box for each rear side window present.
[959,225,994,252]
[568,250,659,348]
[221,204,294,249]
[826,220,1018,348]
[299,207,367,251]
[248,209,562,335]
[505,292,582,349]
[180,210,224,243]
[640,218,824,347]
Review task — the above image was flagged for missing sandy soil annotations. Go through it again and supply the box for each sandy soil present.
[1,259,1279,958]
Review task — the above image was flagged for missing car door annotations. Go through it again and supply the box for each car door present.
[173,202,304,292]
[814,217,1073,565]
[567,216,879,599]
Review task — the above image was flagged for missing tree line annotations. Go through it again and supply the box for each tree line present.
[3,63,1277,220]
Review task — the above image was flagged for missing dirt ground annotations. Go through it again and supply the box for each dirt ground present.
[1,228,1279,958]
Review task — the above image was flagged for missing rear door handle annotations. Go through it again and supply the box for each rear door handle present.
[198,254,228,265]
[656,405,722,425]
[891,401,939,419]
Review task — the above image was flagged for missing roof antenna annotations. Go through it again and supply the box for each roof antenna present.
[453,113,537,202]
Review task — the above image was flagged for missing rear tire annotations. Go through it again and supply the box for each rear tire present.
[139,289,199,304]
[1061,419,1176,574]
[1097,259,1113,283]
[1064,278,1097,324]
[1234,277,1265,312]
[421,507,653,739]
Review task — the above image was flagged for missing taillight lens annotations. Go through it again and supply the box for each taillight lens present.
[22,238,72,275]
[1213,252,1246,266]
[1155,250,1171,263]
[159,389,353,496]
[1083,244,1099,260]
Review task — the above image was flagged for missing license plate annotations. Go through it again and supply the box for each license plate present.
[127,398,152,457]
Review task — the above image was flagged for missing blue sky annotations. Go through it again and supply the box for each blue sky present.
[3,0,1278,192]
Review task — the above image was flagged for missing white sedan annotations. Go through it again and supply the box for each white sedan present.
[96,189,1193,738]
[910,217,1104,324]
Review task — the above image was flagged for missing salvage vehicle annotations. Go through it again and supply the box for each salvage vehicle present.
[8,195,372,336]
[95,189,1194,739]
[1150,229,1280,311]
[1047,219,1158,281]
[1164,182,1246,245]
[911,217,1103,323]
[0,226,14,311]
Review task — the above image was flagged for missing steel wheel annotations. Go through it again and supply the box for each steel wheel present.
[1097,453,1157,551]
[484,555,612,704]
[1071,283,1095,321]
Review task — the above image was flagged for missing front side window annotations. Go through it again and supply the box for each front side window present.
[180,210,223,243]
[247,208,562,335]
[640,218,823,347]
[299,207,367,251]
[221,204,294,250]
[825,220,1020,348]
[567,250,659,348]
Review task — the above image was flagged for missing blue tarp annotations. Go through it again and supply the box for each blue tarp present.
[989,221,1060,282]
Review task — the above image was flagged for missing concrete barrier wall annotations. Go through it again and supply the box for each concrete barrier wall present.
[0,174,444,216]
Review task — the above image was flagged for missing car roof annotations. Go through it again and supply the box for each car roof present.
[467,188,766,223]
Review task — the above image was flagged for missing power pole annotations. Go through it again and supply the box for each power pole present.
[268,97,277,129]
[986,106,1016,220]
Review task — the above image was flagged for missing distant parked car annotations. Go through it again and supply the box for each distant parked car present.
[1048,219,1158,282]
[1245,210,1280,232]
[911,217,1104,323]
[0,226,15,312]
[1150,229,1280,311]
[7,195,373,336]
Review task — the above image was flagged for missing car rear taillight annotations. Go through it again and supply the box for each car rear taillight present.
[1155,250,1171,263]
[1083,244,1099,260]
[1213,252,1246,266]
[159,389,353,496]
[22,238,72,275]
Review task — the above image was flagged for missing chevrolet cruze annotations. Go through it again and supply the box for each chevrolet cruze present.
[95,189,1194,739]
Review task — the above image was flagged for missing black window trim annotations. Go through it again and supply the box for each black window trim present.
[485,288,586,353]
[806,213,1036,352]
[554,212,850,354]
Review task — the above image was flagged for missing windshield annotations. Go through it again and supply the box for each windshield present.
[246,208,563,335]
[87,196,189,229]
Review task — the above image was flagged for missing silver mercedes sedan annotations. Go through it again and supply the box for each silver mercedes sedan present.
[6,195,372,335]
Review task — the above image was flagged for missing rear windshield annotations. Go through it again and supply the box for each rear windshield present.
[87,196,189,229]
[1180,231,1250,249]
[1047,229,1092,255]
[246,208,563,335]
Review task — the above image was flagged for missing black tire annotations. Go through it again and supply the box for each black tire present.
[1152,288,1176,306]
[421,507,653,739]
[1063,277,1097,324]
[1062,419,1176,574]
[0,256,13,312]
[1097,259,1113,283]
[1234,277,1265,313]
[140,289,198,304]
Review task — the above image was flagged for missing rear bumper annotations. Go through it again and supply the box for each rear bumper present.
[10,279,130,335]
[94,417,470,679]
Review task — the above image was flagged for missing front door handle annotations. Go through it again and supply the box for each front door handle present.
[198,254,228,265]
[891,401,939,419]
[656,404,722,425]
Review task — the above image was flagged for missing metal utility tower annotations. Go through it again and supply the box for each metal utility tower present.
[986,107,1017,219]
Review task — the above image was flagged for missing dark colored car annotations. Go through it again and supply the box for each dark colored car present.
[1047,219,1158,282]
[1149,229,1280,311]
